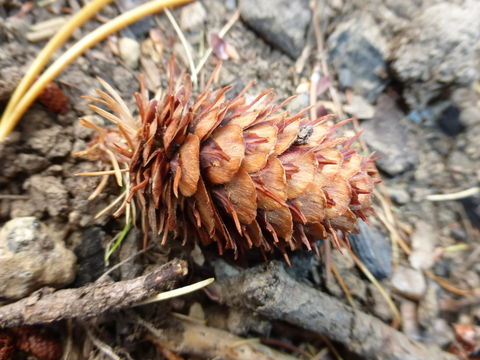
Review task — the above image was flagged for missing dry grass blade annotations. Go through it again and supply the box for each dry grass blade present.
[194,9,240,78]
[83,324,121,360]
[340,238,402,327]
[162,9,197,86]
[0,0,193,140]
[0,0,113,123]
[105,148,123,186]
[330,262,356,309]
[95,190,127,219]
[425,186,480,201]
[75,169,129,176]
[88,174,109,200]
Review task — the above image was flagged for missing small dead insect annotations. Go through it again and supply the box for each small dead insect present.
[75,59,378,263]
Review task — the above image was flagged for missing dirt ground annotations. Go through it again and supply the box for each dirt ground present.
[0,0,479,359]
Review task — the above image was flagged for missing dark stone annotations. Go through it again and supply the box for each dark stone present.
[461,195,480,229]
[239,0,310,59]
[117,0,154,39]
[438,105,464,136]
[327,14,388,102]
[362,94,419,176]
[349,220,392,280]
[74,227,105,286]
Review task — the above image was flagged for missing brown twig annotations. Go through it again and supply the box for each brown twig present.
[212,262,456,360]
[0,259,187,328]
[135,314,298,360]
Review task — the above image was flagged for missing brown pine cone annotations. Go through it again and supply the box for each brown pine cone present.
[12,326,62,360]
[76,61,378,262]
[0,331,14,360]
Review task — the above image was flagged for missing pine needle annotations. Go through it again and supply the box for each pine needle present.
[0,0,193,140]
[136,278,215,306]
[340,238,402,327]
[162,9,198,86]
[0,0,113,123]
[75,169,129,176]
[193,9,240,78]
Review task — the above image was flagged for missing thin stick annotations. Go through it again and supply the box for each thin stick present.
[0,0,193,139]
[193,9,240,78]
[83,324,121,360]
[0,0,113,123]
[97,245,152,283]
[0,259,187,328]
[162,9,197,86]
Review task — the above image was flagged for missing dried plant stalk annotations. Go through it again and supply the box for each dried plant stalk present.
[76,60,379,261]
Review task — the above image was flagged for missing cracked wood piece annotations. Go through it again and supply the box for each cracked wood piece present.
[212,261,456,360]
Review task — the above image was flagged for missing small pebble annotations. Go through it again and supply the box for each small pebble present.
[409,221,437,270]
[391,265,426,300]
[388,186,410,205]
[180,2,206,31]
[118,37,140,69]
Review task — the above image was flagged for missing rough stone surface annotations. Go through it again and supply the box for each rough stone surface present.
[239,0,310,58]
[24,175,69,217]
[409,221,437,270]
[391,265,427,300]
[350,220,392,280]
[327,13,388,102]
[362,94,419,176]
[0,217,76,300]
[118,37,140,69]
[390,1,480,108]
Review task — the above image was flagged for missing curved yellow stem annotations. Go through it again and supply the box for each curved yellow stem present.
[0,0,192,140]
[1,0,113,123]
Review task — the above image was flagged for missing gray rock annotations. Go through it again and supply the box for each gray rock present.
[180,2,207,31]
[391,265,426,300]
[0,217,76,300]
[327,13,388,102]
[368,283,392,322]
[388,186,410,205]
[227,308,272,337]
[409,221,437,270]
[418,281,439,329]
[239,0,310,59]
[118,37,140,69]
[362,94,419,176]
[26,125,72,159]
[390,1,480,108]
[25,175,69,217]
[73,227,106,286]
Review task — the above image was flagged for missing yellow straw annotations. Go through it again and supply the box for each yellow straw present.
[0,0,192,140]
[1,0,113,122]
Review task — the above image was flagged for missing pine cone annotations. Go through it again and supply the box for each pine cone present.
[12,326,62,360]
[0,331,14,360]
[76,61,378,261]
